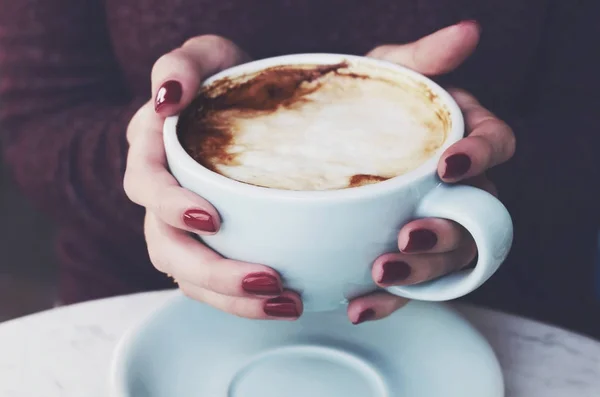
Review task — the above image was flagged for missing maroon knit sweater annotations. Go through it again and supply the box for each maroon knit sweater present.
[1,0,599,334]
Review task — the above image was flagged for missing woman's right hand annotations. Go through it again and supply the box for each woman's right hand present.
[123,35,303,320]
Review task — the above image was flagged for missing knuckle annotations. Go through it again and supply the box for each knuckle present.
[151,49,195,85]
[126,108,142,144]
[151,52,173,77]
[475,119,516,164]
[181,35,246,67]
[150,253,172,274]
[148,247,172,274]
[126,102,155,146]
[122,170,138,203]
[368,45,388,59]
[183,34,229,50]
[228,298,253,318]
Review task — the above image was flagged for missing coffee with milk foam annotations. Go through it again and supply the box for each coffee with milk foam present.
[177,61,451,190]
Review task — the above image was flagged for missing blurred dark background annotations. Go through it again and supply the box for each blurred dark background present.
[0,152,57,322]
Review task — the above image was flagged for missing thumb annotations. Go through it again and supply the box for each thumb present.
[367,20,480,76]
[152,35,250,115]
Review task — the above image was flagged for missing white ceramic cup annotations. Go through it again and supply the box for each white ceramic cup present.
[164,54,513,312]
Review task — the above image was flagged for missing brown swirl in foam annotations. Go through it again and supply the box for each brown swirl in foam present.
[348,174,390,187]
[177,63,349,175]
[177,62,450,189]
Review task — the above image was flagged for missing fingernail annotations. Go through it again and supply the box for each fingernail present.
[403,229,438,253]
[155,80,182,112]
[183,209,216,233]
[379,261,411,285]
[353,308,376,325]
[443,153,471,179]
[264,297,300,318]
[242,273,282,296]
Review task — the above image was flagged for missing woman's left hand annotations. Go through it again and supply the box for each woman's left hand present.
[348,21,516,324]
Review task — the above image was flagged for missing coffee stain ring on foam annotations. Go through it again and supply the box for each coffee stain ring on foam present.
[163,53,465,202]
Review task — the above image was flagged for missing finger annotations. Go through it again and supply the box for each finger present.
[439,89,516,182]
[179,284,302,320]
[372,244,477,287]
[367,20,480,75]
[123,102,221,234]
[347,291,409,325]
[126,35,249,220]
[152,35,249,114]
[144,213,283,297]
[398,218,468,254]
[126,99,153,144]
[463,174,498,197]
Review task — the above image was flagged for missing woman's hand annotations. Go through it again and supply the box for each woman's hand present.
[348,21,516,324]
[124,35,303,320]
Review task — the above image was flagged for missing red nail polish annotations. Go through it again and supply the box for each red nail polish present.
[183,209,216,233]
[379,261,411,285]
[443,153,471,179]
[353,308,376,325]
[264,297,300,318]
[242,273,282,296]
[155,80,182,112]
[403,229,438,253]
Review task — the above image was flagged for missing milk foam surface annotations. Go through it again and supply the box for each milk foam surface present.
[181,64,449,191]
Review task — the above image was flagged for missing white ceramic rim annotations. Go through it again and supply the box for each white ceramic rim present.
[163,53,464,202]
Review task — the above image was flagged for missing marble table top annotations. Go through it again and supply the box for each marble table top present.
[0,290,598,397]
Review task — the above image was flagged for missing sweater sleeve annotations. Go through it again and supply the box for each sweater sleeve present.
[0,0,146,238]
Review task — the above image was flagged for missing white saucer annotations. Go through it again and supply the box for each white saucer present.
[110,294,504,397]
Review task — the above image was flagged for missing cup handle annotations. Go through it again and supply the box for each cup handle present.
[386,183,513,301]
